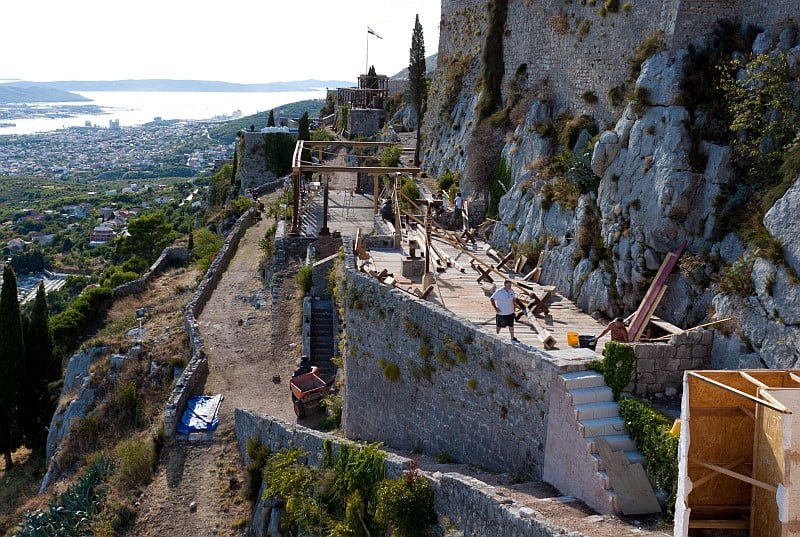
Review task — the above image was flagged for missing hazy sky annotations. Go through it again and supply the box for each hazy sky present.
[2,0,440,84]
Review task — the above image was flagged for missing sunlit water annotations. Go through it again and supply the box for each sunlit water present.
[0,89,327,135]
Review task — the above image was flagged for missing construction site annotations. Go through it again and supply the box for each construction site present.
[208,137,787,537]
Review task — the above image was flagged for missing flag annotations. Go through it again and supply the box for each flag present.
[367,27,383,39]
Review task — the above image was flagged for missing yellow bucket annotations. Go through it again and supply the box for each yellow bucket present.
[566,332,579,347]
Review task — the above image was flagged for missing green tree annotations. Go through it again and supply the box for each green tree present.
[267,109,275,127]
[22,282,55,449]
[0,266,24,468]
[116,211,174,263]
[298,112,311,142]
[409,14,427,166]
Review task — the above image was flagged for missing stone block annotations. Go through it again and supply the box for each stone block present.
[691,344,709,359]
[637,358,655,373]
[676,345,692,360]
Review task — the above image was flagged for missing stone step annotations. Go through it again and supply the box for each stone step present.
[580,417,628,438]
[561,370,607,390]
[574,401,620,421]
[569,386,614,405]
[591,451,647,473]
[586,434,637,454]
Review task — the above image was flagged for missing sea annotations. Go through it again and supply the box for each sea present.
[0,89,327,135]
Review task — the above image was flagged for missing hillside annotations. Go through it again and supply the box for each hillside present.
[0,84,89,103]
[421,1,800,370]
[207,99,326,143]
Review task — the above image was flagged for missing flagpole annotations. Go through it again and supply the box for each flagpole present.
[365,29,369,75]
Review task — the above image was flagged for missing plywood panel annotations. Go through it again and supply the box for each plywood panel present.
[751,401,783,537]
[687,375,755,509]
[765,389,800,536]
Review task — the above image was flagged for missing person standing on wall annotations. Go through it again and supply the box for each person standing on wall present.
[454,190,464,228]
[490,279,519,342]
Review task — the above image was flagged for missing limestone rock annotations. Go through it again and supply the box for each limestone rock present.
[591,130,621,177]
[752,31,773,55]
[764,177,800,275]
[45,388,96,463]
[388,103,417,132]
[635,50,688,107]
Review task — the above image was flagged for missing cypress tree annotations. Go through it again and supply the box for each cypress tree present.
[267,109,275,127]
[0,266,24,468]
[298,112,311,168]
[409,14,427,166]
[22,282,55,449]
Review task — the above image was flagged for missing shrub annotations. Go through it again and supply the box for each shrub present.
[296,265,313,295]
[246,437,271,502]
[319,395,343,431]
[399,177,420,212]
[476,0,509,121]
[549,12,569,35]
[581,90,598,104]
[618,397,679,514]
[604,0,619,13]
[193,227,222,273]
[596,341,636,399]
[718,253,755,296]
[487,156,512,219]
[50,286,113,356]
[380,144,403,167]
[378,359,400,382]
[555,113,597,150]
[375,467,437,537]
[607,85,626,107]
[115,436,155,490]
[629,31,666,79]
[437,170,461,192]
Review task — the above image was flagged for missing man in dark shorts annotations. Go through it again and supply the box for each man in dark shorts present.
[490,279,519,342]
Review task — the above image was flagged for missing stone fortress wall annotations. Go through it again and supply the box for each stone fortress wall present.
[339,240,585,478]
[424,0,797,177]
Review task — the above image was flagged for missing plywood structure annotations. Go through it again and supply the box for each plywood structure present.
[675,370,800,537]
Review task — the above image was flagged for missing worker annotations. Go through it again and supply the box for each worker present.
[490,279,519,343]
[596,317,629,342]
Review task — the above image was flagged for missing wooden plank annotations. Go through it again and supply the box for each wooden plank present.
[696,461,777,493]
[689,372,791,414]
[630,285,668,342]
[596,438,661,515]
[692,458,747,489]
[529,317,556,350]
[513,255,528,274]
[688,519,749,529]
[628,241,687,341]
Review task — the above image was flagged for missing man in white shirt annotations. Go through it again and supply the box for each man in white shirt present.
[490,279,519,342]
[454,191,464,227]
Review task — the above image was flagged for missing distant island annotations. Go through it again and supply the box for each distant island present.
[2,78,353,96]
[0,85,90,104]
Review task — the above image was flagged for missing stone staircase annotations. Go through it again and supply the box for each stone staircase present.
[543,370,648,515]
[310,297,337,381]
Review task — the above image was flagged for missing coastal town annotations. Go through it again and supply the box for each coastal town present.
[0,119,229,179]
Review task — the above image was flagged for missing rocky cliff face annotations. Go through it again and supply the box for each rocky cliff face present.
[421,1,800,369]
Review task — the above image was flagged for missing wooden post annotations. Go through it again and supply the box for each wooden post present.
[320,175,330,236]
[291,171,300,234]
[373,174,379,214]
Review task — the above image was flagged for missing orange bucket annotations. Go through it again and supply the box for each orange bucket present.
[566,332,579,347]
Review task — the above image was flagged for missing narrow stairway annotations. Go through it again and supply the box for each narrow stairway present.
[310,297,337,382]
[543,370,648,515]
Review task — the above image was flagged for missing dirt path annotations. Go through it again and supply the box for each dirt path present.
[132,213,304,537]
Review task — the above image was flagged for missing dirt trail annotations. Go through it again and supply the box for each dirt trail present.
[132,213,303,537]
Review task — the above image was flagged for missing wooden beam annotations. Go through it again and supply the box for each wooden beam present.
[648,317,735,341]
[688,519,749,530]
[529,317,556,350]
[688,372,791,414]
[628,242,687,341]
[692,458,746,489]
[695,461,777,493]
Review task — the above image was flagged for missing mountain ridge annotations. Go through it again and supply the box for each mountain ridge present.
[1,78,354,93]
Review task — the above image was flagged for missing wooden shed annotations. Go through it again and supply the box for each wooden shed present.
[675,370,800,536]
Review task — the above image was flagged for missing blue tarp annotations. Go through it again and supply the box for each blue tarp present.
[176,394,223,435]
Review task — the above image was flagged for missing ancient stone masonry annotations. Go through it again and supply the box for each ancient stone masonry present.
[113,245,188,298]
[235,409,589,537]
[339,241,590,479]
[629,330,713,396]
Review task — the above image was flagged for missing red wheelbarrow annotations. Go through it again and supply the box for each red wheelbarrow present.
[289,366,331,419]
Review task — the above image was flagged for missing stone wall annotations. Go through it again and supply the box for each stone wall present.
[236,131,297,194]
[347,109,383,138]
[113,245,188,298]
[163,209,256,437]
[340,240,586,478]
[234,409,586,537]
[630,330,714,396]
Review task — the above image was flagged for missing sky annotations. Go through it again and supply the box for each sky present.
[1,0,440,84]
